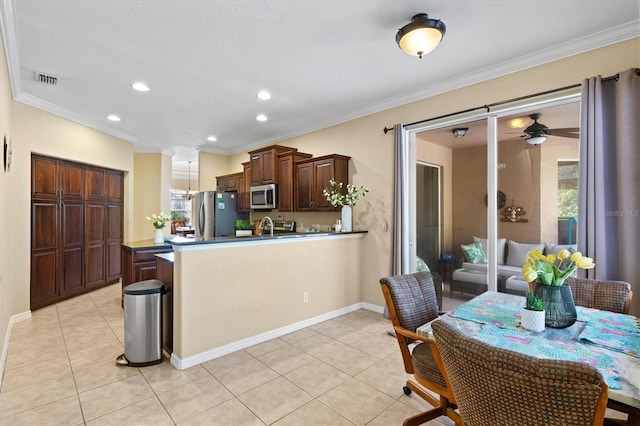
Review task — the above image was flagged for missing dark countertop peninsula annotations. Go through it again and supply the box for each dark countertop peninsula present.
[165,230,367,246]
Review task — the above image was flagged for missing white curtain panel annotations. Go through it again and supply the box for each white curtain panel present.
[578,68,640,316]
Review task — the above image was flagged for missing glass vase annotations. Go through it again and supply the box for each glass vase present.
[534,283,577,328]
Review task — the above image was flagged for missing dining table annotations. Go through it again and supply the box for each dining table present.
[417,291,640,422]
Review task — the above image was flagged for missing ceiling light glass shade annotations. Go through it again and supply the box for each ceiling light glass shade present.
[107,114,121,122]
[527,136,547,145]
[256,114,268,122]
[396,13,446,58]
[206,135,217,142]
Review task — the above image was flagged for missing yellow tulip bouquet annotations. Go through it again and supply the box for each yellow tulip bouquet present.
[522,249,595,289]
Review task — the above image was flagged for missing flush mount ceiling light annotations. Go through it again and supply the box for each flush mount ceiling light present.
[396,13,446,58]
[107,114,121,122]
[452,127,468,138]
[206,135,217,142]
[256,114,268,122]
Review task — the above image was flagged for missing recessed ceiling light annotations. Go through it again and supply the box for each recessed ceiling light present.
[107,114,121,122]
[256,90,271,100]
[131,82,150,92]
[207,135,217,142]
[256,114,268,122]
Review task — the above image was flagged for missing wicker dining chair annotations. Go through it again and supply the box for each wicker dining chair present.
[380,272,461,426]
[565,277,633,314]
[431,319,609,426]
[565,277,635,423]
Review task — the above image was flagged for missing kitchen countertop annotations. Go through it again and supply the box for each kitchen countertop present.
[121,239,173,249]
[165,230,367,246]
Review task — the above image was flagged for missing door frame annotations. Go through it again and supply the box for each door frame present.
[401,87,581,289]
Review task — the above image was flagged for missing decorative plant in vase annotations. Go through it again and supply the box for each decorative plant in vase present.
[322,179,368,232]
[522,286,545,332]
[146,212,171,243]
[522,249,595,328]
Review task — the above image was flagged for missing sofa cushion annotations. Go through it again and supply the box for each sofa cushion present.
[506,240,545,267]
[544,243,577,256]
[474,236,507,265]
[460,241,487,264]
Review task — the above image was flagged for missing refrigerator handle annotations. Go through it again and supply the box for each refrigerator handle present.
[198,200,205,236]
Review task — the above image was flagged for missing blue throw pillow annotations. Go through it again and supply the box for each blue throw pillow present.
[461,241,487,264]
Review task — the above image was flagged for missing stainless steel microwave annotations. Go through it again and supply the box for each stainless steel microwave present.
[250,184,277,209]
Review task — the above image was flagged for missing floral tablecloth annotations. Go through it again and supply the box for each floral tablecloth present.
[446,292,640,389]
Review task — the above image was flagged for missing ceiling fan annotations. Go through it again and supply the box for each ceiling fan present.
[510,113,579,145]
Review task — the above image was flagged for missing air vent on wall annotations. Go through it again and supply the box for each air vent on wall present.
[34,71,58,85]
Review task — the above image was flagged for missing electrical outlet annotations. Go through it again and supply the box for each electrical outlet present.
[303,292,309,303]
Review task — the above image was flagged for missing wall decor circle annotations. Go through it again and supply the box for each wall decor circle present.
[484,191,506,208]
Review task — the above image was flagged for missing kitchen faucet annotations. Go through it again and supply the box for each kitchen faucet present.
[259,216,274,237]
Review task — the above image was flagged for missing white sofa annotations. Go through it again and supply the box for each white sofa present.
[451,237,576,296]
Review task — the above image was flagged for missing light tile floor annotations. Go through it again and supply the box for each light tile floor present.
[0,282,468,426]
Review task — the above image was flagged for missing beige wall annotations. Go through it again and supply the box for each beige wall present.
[133,153,173,241]
[173,235,364,361]
[1,37,638,366]
[0,37,12,369]
[198,151,233,191]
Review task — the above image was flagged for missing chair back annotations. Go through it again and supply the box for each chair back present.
[380,271,440,337]
[566,277,633,314]
[432,320,608,426]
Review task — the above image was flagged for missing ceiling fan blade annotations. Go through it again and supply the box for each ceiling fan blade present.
[549,128,580,139]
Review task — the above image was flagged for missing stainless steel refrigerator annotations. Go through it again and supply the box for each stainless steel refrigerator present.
[194,191,249,239]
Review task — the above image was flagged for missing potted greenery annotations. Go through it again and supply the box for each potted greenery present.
[521,285,545,332]
[235,219,253,237]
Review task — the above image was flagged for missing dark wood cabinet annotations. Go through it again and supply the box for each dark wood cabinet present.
[295,154,350,212]
[30,154,123,310]
[239,162,251,212]
[121,241,173,305]
[248,145,293,186]
[216,172,242,191]
[278,151,312,212]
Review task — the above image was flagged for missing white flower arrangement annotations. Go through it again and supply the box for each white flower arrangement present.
[146,212,171,229]
[322,179,369,207]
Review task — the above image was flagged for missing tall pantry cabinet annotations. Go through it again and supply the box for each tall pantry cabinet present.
[30,154,123,310]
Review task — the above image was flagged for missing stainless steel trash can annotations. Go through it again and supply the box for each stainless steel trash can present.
[116,279,166,367]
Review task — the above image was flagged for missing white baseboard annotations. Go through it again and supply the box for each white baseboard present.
[0,310,32,381]
[171,302,378,370]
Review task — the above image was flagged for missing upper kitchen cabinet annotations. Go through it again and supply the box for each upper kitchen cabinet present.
[216,172,243,192]
[295,154,350,212]
[248,145,294,186]
[278,151,312,212]
[239,162,251,212]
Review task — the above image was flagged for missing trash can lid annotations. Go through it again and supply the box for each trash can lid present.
[124,279,166,295]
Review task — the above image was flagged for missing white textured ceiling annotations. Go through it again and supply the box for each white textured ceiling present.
[2,0,639,170]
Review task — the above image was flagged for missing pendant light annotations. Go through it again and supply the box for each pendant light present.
[396,13,446,58]
[183,161,194,200]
